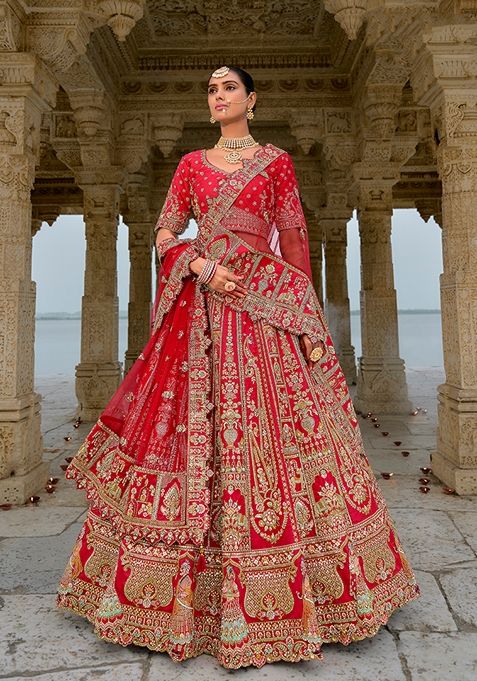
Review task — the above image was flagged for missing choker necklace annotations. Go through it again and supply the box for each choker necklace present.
[214,134,260,164]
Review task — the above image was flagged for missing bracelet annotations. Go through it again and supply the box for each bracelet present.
[200,260,217,285]
[196,259,217,285]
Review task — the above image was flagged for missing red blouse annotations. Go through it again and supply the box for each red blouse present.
[154,144,312,279]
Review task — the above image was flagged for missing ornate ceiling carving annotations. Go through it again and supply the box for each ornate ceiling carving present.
[5,0,468,220]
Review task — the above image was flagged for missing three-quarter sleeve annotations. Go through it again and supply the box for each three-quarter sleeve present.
[154,155,191,234]
[274,153,313,280]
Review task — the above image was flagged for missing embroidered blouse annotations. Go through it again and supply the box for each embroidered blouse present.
[154,143,312,279]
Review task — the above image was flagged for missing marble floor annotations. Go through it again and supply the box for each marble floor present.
[1,368,476,680]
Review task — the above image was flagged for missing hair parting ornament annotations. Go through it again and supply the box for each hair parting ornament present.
[211,65,230,78]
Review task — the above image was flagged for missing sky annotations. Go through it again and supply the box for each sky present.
[32,209,442,314]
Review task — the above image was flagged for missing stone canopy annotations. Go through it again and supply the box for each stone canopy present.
[1,0,477,503]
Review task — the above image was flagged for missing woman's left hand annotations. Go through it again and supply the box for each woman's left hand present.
[300,334,326,368]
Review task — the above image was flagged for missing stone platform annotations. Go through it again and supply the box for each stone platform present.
[1,369,476,680]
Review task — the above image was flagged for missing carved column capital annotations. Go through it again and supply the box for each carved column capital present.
[118,114,150,173]
[27,13,93,73]
[437,142,477,194]
[150,113,184,158]
[81,182,121,223]
[288,111,324,154]
[320,216,349,244]
[0,0,26,51]
[69,91,108,139]
[363,82,405,140]
[98,0,146,42]
[323,0,368,41]
[353,172,396,213]
[416,198,442,227]
[0,52,57,132]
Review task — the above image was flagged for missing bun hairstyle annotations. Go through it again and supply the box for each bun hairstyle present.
[210,65,257,112]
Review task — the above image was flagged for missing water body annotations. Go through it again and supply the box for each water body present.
[34,312,443,379]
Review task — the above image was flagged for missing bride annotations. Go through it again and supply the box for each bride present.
[57,65,419,669]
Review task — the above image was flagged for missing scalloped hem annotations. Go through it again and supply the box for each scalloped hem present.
[57,584,419,670]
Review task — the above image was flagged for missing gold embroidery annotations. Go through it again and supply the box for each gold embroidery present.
[218,498,249,551]
[243,562,297,619]
[123,555,176,608]
[170,559,194,645]
[83,532,117,587]
[355,527,396,584]
[221,564,249,645]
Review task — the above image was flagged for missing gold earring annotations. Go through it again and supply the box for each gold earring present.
[246,107,254,120]
[210,115,216,124]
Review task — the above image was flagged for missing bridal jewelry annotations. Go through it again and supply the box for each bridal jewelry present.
[224,281,236,292]
[212,65,230,78]
[310,345,324,362]
[196,259,218,285]
[214,134,259,164]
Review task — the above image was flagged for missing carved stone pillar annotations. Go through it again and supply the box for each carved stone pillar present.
[75,184,122,420]
[322,214,357,385]
[432,138,477,494]
[411,21,477,494]
[123,218,153,373]
[303,206,324,305]
[355,206,411,414]
[0,55,56,503]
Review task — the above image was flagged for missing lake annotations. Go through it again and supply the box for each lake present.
[34,312,443,379]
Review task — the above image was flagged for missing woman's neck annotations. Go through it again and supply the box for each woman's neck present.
[218,121,251,139]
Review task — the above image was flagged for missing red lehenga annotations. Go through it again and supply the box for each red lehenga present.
[57,143,419,668]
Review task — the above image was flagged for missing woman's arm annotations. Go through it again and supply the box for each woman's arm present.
[153,156,203,273]
[153,156,246,298]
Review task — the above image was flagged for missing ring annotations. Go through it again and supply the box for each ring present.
[224,281,236,292]
[309,345,324,362]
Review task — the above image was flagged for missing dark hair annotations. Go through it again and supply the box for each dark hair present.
[210,65,257,112]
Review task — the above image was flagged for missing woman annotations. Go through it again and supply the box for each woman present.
[57,65,419,669]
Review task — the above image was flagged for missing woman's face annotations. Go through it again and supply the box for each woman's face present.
[207,73,255,123]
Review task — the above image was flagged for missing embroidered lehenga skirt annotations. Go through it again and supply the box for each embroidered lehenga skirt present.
[57,145,419,669]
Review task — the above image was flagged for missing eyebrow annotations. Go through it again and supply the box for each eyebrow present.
[208,80,240,87]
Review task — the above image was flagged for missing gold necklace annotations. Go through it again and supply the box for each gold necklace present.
[214,134,260,164]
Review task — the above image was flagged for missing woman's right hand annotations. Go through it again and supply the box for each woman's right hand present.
[208,264,248,300]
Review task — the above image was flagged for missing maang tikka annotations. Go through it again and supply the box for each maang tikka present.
[211,65,230,78]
